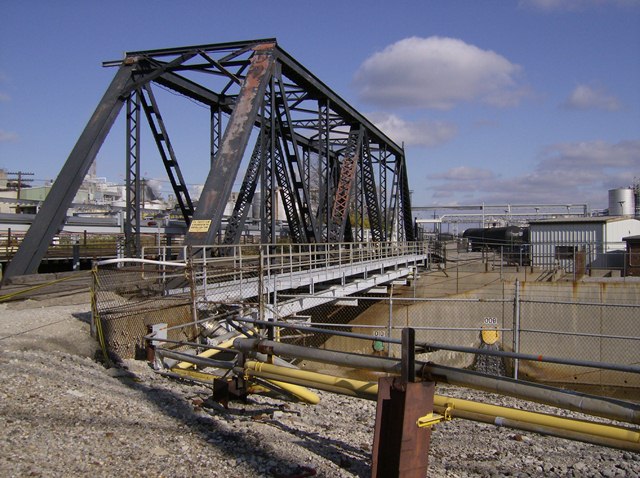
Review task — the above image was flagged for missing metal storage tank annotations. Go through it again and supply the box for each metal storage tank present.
[250,190,288,221]
[223,192,238,217]
[608,188,635,216]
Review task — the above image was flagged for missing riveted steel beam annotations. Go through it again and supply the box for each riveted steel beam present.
[184,43,276,246]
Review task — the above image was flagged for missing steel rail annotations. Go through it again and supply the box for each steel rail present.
[230,317,640,374]
[233,338,640,425]
[238,360,640,451]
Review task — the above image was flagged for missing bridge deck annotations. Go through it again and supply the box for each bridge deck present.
[151,242,429,319]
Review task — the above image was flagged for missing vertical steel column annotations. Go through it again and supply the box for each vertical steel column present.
[379,146,388,241]
[513,279,521,380]
[398,153,415,241]
[354,141,364,242]
[372,328,434,477]
[223,138,263,246]
[329,127,363,243]
[361,138,383,242]
[274,70,317,242]
[124,91,141,257]
[318,100,331,242]
[260,80,275,244]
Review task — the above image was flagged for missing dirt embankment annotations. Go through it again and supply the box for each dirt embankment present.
[0,297,638,477]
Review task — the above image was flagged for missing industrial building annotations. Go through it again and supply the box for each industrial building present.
[528,216,640,273]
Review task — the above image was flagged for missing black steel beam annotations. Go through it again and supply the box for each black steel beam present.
[119,38,278,61]
[3,64,136,278]
[124,92,142,256]
[329,127,363,242]
[222,138,263,245]
[139,84,194,225]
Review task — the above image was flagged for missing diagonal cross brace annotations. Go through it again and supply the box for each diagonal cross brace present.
[328,126,363,243]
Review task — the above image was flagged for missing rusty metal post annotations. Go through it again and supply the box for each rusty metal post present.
[372,328,435,478]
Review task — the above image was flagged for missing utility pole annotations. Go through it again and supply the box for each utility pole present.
[7,171,34,199]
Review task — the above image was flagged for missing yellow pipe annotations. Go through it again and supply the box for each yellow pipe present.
[243,361,640,447]
[265,379,320,404]
[169,367,221,382]
[245,360,378,399]
[432,395,640,445]
[439,407,640,453]
[175,336,241,369]
[169,366,319,404]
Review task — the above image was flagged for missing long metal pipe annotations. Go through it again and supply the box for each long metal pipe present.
[234,338,640,425]
[442,408,640,453]
[231,317,640,374]
[157,363,320,404]
[156,349,236,370]
[241,360,640,452]
[243,360,379,400]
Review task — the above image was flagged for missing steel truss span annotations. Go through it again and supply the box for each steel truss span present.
[5,39,414,279]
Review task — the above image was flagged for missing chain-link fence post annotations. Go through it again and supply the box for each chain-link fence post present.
[186,246,198,326]
[388,284,394,355]
[513,279,521,380]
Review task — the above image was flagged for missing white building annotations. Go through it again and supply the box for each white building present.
[529,216,640,272]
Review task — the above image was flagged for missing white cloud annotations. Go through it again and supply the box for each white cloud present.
[562,84,621,111]
[425,140,640,206]
[539,140,638,169]
[0,130,19,142]
[519,0,640,11]
[367,112,457,147]
[354,36,527,110]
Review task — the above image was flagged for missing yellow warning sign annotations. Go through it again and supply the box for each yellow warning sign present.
[481,327,500,345]
[188,219,212,233]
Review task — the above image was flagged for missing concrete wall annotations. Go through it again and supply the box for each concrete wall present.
[316,274,640,389]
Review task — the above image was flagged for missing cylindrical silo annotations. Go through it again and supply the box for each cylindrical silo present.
[608,188,635,216]
[252,190,262,219]
[635,185,640,218]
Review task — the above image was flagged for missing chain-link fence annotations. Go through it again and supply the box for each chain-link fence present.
[298,279,639,391]
[91,242,639,392]
[92,259,197,361]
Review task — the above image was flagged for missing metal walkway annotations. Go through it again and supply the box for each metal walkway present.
[147,241,428,320]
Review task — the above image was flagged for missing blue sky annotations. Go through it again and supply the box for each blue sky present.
[1,0,639,211]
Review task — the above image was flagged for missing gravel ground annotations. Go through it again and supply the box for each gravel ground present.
[1,298,639,477]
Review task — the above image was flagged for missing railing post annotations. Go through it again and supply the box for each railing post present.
[388,284,394,351]
[513,279,521,380]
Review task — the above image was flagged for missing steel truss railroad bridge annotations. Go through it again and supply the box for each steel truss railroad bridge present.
[7,39,640,475]
[5,38,414,280]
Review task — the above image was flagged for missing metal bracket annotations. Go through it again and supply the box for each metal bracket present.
[416,403,454,428]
